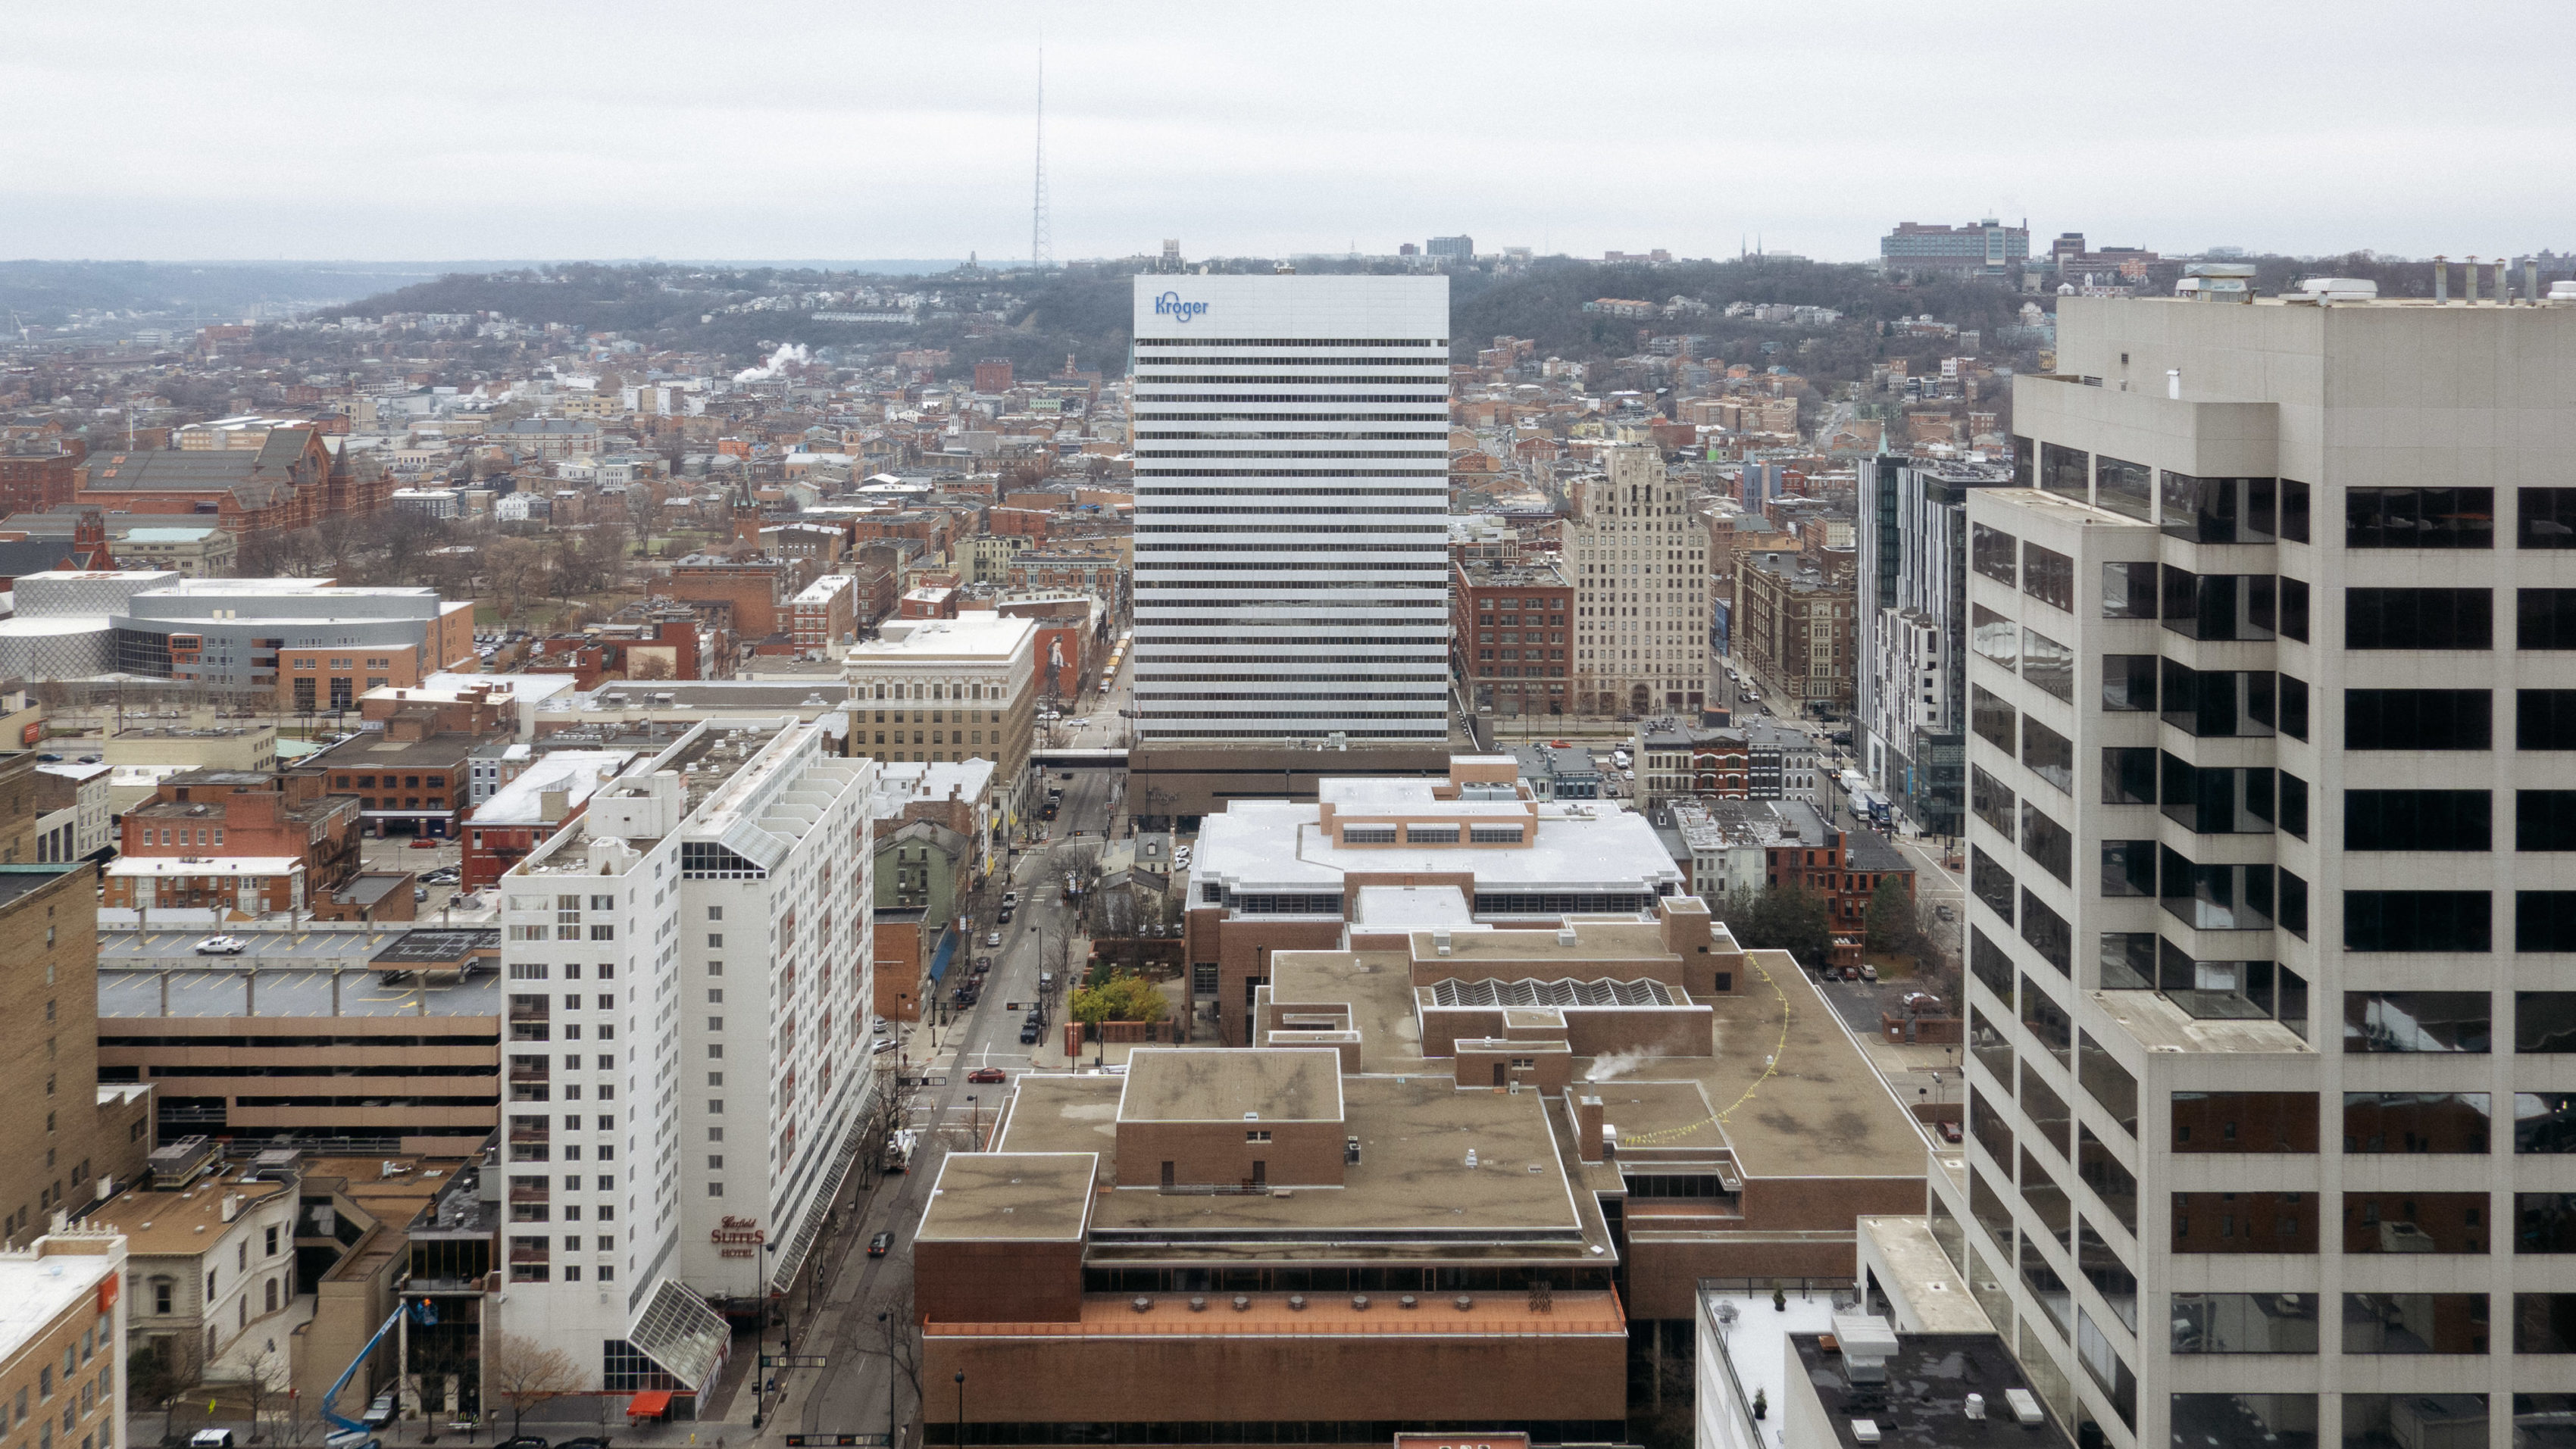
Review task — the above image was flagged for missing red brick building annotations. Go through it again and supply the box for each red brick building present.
[522,619,701,688]
[650,553,800,639]
[104,769,361,911]
[1701,798,1915,969]
[1452,558,1573,720]
[787,575,858,652]
[74,426,389,536]
[1005,551,1122,600]
[986,505,1055,540]
[973,358,1014,392]
[460,748,633,887]
[974,596,1099,703]
[0,448,80,515]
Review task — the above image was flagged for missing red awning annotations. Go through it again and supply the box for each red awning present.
[626,1391,673,1418]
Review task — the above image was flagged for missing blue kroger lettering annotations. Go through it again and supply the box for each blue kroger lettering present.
[1152,291,1208,323]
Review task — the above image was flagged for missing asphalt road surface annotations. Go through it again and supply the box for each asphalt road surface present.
[100,927,411,970]
[762,759,1123,1443]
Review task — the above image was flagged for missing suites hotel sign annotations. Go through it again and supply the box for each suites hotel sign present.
[711,1214,765,1258]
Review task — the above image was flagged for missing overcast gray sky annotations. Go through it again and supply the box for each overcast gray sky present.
[5,1,2567,264]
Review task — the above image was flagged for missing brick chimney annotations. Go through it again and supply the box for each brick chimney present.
[1575,1096,1605,1163]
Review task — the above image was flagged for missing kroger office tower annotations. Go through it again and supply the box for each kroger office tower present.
[1130,275,1451,740]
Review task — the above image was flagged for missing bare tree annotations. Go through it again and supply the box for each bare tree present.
[996,457,1054,504]
[627,482,669,559]
[314,514,364,578]
[128,1335,208,1443]
[239,1342,290,1443]
[860,1279,927,1435]
[861,1057,922,1182]
[369,509,452,586]
[484,537,545,623]
[485,1333,583,1437]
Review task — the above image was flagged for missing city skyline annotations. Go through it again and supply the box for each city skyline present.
[3,1,2569,263]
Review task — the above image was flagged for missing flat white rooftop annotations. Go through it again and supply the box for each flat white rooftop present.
[1351,884,1477,929]
[473,749,636,826]
[1195,798,1682,896]
[0,1239,120,1363]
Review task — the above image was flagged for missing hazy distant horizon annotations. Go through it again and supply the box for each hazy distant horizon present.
[5,2,2570,263]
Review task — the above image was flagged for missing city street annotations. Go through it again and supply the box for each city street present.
[757,757,1126,1444]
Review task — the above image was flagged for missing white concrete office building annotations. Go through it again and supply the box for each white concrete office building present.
[1129,274,1452,741]
[1567,445,1711,717]
[1937,292,2576,1449]
[495,717,877,1397]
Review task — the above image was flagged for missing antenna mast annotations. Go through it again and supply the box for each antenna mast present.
[1031,47,1052,269]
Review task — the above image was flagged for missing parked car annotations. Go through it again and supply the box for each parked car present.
[1001,891,1020,910]
[984,930,1002,947]
[1940,1120,1964,1144]
[967,1066,1008,1084]
[193,1432,239,1449]
[1019,1021,1041,1045]
[998,908,1013,924]
[413,887,430,903]
[868,1230,895,1258]
[194,935,247,955]
[496,1439,547,1449]
[1861,963,1878,982]
[364,1391,399,1428]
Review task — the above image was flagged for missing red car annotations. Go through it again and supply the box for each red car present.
[966,1067,1008,1085]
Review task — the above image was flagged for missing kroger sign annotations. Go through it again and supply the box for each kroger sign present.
[1152,291,1208,323]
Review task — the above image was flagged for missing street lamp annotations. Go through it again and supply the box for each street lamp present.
[749,1236,775,1428]
[952,1370,965,1449]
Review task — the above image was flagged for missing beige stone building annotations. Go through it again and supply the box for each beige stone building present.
[0,858,154,1248]
[1566,445,1712,717]
[0,1230,128,1449]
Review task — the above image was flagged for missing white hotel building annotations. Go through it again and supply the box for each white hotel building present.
[1932,291,2576,1449]
[1128,274,1452,742]
[495,716,877,1398]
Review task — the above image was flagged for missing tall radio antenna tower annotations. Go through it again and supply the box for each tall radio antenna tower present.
[1030,46,1053,269]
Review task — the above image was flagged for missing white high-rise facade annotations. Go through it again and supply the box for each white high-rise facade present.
[496,717,876,1397]
[1933,293,2576,1449]
[1566,445,1710,717]
[1129,275,1452,741]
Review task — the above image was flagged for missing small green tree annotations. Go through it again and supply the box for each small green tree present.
[1864,876,1920,957]
[1721,885,1833,968]
[1071,973,1167,1026]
